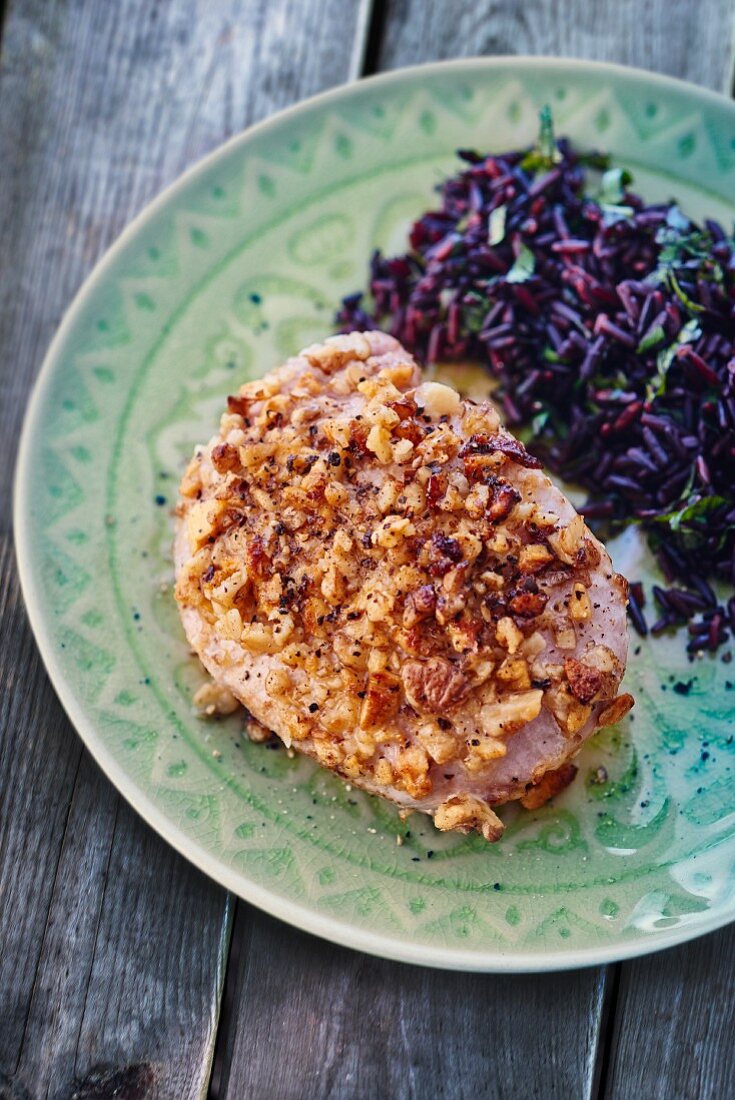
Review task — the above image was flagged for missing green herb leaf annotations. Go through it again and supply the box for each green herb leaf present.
[656,494,729,534]
[600,203,635,228]
[461,290,488,334]
[650,492,729,554]
[505,244,536,284]
[648,215,730,314]
[666,270,705,314]
[577,150,611,170]
[538,104,557,163]
[531,410,550,436]
[603,388,637,402]
[654,211,714,272]
[599,167,633,205]
[636,324,666,355]
[407,249,427,271]
[665,205,691,233]
[488,205,507,246]
[645,318,701,400]
[520,105,561,173]
[542,346,564,363]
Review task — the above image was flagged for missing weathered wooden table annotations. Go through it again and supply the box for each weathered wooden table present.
[2,2,735,1097]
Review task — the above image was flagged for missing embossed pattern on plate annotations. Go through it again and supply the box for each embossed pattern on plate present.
[16,59,735,970]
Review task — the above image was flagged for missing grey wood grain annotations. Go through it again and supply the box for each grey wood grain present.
[0,0,366,1097]
[375,0,735,94]
[0,0,367,517]
[8,740,233,1100]
[215,909,608,1100]
[1,395,231,1099]
[604,926,735,1100]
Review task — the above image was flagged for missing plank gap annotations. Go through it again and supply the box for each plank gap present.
[206,901,250,1100]
[359,0,389,76]
[348,0,378,80]
[0,0,7,56]
[591,963,622,1100]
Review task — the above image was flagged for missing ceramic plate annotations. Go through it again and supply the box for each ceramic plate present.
[16,58,735,971]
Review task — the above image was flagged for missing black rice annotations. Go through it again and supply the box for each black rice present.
[337,111,735,655]
[627,588,649,637]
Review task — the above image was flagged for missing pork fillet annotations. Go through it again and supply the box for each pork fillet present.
[174,331,632,841]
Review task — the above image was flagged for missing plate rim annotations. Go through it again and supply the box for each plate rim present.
[14,54,735,973]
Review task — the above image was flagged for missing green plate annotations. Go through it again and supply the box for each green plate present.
[15,58,735,971]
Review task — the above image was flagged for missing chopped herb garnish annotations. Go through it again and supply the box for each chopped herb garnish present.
[637,324,667,355]
[599,167,633,205]
[666,270,705,314]
[646,319,702,400]
[505,243,536,283]
[488,204,507,246]
[520,105,562,172]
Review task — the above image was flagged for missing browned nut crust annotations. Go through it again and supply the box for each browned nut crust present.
[434,794,505,842]
[564,657,606,704]
[360,670,402,730]
[597,693,635,727]
[401,657,468,714]
[175,332,631,840]
[520,762,578,809]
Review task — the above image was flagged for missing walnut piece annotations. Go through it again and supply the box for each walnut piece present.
[518,543,555,573]
[416,721,458,764]
[520,763,578,809]
[414,380,462,417]
[598,693,635,727]
[401,657,468,714]
[478,689,543,736]
[549,513,586,564]
[246,717,274,743]
[569,582,592,621]
[360,670,402,730]
[187,498,227,550]
[434,794,504,842]
[564,657,605,704]
[546,682,592,736]
[403,584,437,628]
[193,680,240,716]
[496,616,523,654]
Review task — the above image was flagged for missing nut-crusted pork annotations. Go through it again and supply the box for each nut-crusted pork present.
[175,331,632,841]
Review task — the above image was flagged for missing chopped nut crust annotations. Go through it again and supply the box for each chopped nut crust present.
[175,332,631,840]
[520,762,578,810]
[434,794,505,842]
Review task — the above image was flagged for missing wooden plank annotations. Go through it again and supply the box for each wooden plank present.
[214,909,609,1100]
[10,746,233,1100]
[0,0,367,515]
[604,925,735,1099]
[0,0,368,1096]
[375,0,735,94]
[0,536,88,1066]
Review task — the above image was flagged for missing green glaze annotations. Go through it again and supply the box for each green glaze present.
[15,59,735,971]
